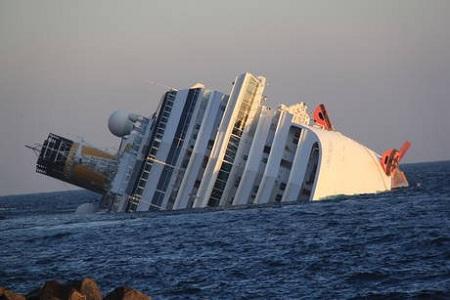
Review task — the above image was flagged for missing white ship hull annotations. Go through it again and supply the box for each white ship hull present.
[33,72,409,212]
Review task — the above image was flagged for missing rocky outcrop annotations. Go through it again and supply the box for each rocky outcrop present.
[1,279,150,300]
[26,280,83,300]
[0,287,26,300]
[71,278,102,300]
[104,287,149,300]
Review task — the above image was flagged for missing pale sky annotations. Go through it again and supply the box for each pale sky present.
[1,0,449,196]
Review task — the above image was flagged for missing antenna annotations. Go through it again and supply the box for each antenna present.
[25,144,42,157]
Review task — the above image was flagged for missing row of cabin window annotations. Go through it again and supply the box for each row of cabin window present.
[149,91,199,206]
[127,93,176,209]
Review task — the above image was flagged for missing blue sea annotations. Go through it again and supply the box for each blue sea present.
[1,162,449,299]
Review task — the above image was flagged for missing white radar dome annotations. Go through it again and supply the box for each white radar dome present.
[108,110,134,137]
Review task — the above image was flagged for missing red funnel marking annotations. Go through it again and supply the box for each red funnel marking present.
[380,141,412,176]
[313,104,333,130]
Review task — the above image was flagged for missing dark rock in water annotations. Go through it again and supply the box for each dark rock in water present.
[22,279,148,300]
[71,278,102,300]
[0,287,26,300]
[26,280,79,300]
[104,287,150,300]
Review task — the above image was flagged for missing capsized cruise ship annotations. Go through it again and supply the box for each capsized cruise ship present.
[31,72,411,212]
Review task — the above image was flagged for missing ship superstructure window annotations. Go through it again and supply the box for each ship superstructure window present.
[255,117,277,177]
[280,159,293,169]
[250,185,259,199]
[298,142,320,202]
[266,126,301,203]
[207,78,259,207]
[170,95,228,210]
[126,90,177,212]
[165,94,211,210]
[150,88,201,209]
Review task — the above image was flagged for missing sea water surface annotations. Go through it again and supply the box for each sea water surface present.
[1,162,449,299]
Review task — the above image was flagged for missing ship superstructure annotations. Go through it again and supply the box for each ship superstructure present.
[33,72,410,212]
